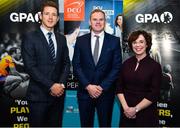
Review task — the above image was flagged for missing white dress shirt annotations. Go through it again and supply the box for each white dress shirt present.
[91,31,104,62]
[40,25,57,57]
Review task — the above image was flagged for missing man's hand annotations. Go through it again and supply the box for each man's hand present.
[86,84,103,98]
[50,83,65,97]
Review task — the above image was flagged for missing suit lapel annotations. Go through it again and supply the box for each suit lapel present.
[86,33,96,67]
[55,32,61,62]
[37,29,55,63]
[96,32,109,66]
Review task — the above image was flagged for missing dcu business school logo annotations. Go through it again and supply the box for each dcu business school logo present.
[64,0,85,21]
[135,11,173,24]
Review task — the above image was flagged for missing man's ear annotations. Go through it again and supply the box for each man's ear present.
[89,20,91,26]
[89,20,92,30]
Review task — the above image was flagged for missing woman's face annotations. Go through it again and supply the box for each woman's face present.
[117,16,122,26]
[132,34,148,56]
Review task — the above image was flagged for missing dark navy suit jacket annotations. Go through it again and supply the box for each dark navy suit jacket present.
[22,29,70,102]
[72,32,122,99]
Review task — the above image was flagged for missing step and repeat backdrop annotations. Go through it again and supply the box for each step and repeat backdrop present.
[123,0,180,126]
[0,0,180,127]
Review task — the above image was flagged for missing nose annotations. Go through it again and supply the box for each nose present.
[49,15,53,19]
[134,42,141,47]
[96,20,100,24]
[136,42,140,46]
[48,14,53,19]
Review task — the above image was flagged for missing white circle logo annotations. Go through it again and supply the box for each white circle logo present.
[160,12,173,24]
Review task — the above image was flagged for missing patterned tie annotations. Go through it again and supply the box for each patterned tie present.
[47,32,56,62]
[93,35,99,65]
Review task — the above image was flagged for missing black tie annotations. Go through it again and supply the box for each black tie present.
[47,32,56,62]
[93,35,99,65]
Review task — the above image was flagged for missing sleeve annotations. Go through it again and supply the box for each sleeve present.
[58,36,70,85]
[21,33,54,91]
[145,63,162,102]
[116,67,124,94]
[72,39,90,88]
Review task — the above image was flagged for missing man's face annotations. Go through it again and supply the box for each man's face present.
[40,6,59,31]
[89,12,106,34]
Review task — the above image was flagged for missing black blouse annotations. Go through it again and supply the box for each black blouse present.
[116,55,162,105]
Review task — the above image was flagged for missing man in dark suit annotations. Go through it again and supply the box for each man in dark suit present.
[72,9,122,127]
[21,1,70,127]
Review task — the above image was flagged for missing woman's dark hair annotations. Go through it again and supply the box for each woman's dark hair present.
[128,30,152,53]
[115,14,123,27]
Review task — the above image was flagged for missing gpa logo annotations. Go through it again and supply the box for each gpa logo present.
[135,12,173,24]
[160,12,173,23]
[10,12,40,22]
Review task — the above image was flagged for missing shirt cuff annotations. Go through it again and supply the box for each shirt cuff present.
[60,83,65,88]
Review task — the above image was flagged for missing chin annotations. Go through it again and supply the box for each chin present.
[47,25,55,28]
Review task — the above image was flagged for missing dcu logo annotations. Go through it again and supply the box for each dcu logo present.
[64,0,84,21]
[65,1,84,13]
[136,11,173,24]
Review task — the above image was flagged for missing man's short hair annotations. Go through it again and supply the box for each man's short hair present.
[41,0,59,15]
[90,9,106,20]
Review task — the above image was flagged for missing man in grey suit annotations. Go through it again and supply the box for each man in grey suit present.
[21,1,70,127]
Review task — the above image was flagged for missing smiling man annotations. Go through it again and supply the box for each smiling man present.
[21,1,70,127]
[73,9,122,127]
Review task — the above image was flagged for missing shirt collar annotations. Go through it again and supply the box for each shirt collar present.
[40,25,54,36]
[91,31,104,38]
[134,54,149,63]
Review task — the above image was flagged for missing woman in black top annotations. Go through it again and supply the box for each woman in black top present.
[116,30,162,127]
